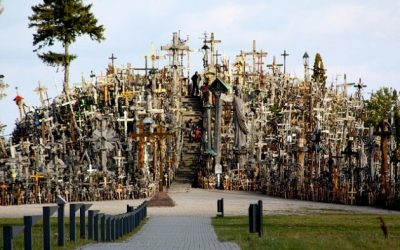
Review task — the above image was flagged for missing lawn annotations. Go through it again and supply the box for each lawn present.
[0,217,146,250]
[212,214,400,250]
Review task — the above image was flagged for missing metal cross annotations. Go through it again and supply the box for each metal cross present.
[281,50,289,74]
[108,53,117,69]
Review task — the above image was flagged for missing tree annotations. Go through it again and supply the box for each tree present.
[29,0,105,95]
[311,53,327,91]
[365,87,399,128]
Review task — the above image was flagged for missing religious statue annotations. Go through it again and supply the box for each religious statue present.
[233,87,248,149]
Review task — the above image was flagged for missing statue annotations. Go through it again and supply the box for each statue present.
[233,87,248,149]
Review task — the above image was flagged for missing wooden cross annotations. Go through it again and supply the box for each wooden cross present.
[267,56,283,76]
[347,186,357,205]
[374,120,392,198]
[30,172,45,194]
[34,81,48,107]
[281,50,289,74]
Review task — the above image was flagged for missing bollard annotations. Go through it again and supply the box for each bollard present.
[101,214,106,241]
[57,203,65,246]
[111,217,116,241]
[3,225,13,250]
[43,207,51,250]
[217,198,224,217]
[24,216,33,250]
[88,210,94,240]
[106,216,111,242]
[248,204,257,233]
[80,205,87,239]
[70,204,76,241]
[257,200,263,237]
[94,213,99,241]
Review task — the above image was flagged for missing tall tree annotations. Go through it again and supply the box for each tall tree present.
[311,53,327,91]
[365,87,399,128]
[29,0,105,95]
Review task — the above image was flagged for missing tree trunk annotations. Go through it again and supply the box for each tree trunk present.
[64,42,70,95]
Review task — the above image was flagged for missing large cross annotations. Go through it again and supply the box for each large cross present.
[374,120,392,199]
[203,32,221,67]
[281,50,289,74]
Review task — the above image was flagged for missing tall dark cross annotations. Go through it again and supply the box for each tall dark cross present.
[374,120,392,199]
[214,50,222,71]
[281,50,289,74]
[363,127,377,179]
[109,53,117,69]
[341,140,359,182]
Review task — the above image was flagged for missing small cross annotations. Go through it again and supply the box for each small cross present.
[281,50,289,74]
[109,53,117,69]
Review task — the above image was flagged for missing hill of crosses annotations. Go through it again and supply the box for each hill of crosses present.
[0,31,399,209]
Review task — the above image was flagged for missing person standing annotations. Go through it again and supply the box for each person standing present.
[191,71,200,96]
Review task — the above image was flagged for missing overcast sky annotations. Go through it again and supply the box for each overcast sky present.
[1,0,399,135]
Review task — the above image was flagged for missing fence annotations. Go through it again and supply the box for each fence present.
[2,199,147,250]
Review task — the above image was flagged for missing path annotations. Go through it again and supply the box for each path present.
[81,216,239,250]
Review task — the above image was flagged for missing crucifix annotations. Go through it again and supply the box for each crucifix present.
[161,32,190,99]
[281,50,289,74]
[374,120,392,200]
[203,32,221,67]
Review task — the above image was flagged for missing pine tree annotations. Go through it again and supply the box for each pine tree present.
[311,53,327,91]
[29,0,105,95]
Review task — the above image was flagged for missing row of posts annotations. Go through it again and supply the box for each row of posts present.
[3,200,147,250]
[217,198,263,237]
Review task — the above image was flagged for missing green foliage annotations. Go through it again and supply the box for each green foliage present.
[311,53,327,90]
[365,87,398,128]
[213,214,400,250]
[28,0,105,90]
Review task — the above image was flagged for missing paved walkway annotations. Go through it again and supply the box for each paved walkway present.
[81,216,239,250]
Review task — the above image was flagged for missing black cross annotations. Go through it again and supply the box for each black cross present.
[341,140,359,178]
[109,53,117,68]
[281,50,289,74]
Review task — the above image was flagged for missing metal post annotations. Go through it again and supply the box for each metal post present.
[101,214,106,241]
[257,200,263,237]
[70,204,76,241]
[57,204,65,246]
[248,204,257,233]
[3,226,13,250]
[88,210,94,240]
[111,217,115,241]
[80,205,86,239]
[43,206,51,250]
[106,216,111,242]
[94,213,99,241]
[24,216,33,250]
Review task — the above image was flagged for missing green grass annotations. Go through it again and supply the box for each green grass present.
[212,214,400,250]
[0,217,147,250]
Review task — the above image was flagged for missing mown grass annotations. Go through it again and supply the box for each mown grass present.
[0,217,147,250]
[212,214,400,250]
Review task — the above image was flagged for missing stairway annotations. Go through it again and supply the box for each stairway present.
[174,96,203,187]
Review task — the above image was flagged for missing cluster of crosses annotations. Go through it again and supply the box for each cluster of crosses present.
[196,34,399,209]
[0,31,399,209]
[0,32,190,205]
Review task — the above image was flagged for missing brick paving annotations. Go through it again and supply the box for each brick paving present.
[81,216,239,250]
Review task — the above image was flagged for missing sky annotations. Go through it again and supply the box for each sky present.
[0,0,399,135]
